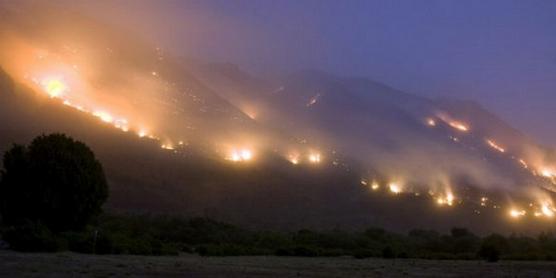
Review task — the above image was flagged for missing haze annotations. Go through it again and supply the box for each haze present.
[70,0,556,147]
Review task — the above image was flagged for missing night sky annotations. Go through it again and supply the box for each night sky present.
[81,0,556,146]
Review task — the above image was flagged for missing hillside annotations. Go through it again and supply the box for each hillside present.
[1,3,556,234]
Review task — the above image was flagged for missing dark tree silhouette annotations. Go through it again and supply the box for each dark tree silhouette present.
[0,134,108,232]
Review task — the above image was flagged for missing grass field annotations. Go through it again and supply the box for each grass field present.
[1,251,556,277]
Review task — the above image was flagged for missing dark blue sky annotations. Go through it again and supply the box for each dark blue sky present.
[86,0,556,146]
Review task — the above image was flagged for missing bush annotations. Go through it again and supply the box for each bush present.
[2,221,66,252]
[382,246,395,258]
[0,134,108,232]
[293,246,319,257]
[478,243,500,262]
[353,249,376,259]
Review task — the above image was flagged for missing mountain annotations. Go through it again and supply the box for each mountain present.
[1,3,556,234]
[192,65,553,192]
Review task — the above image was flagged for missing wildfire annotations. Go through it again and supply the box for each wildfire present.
[137,129,148,138]
[308,153,321,164]
[288,154,300,165]
[449,122,469,132]
[480,197,488,207]
[518,159,528,169]
[161,143,174,150]
[306,94,321,107]
[114,119,129,132]
[228,149,253,162]
[389,183,402,194]
[541,204,555,217]
[41,78,66,98]
[486,139,505,153]
[437,192,455,206]
[541,168,555,178]
[436,113,469,132]
[509,209,527,219]
[93,110,114,123]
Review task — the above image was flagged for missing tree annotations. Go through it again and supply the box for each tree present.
[0,134,108,232]
[478,234,507,262]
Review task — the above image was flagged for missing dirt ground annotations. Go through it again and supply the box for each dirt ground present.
[1,251,556,277]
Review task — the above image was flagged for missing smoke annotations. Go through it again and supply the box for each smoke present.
[1,1,555,204]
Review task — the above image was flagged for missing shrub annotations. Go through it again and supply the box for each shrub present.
[2,221,65,252]
[0,134,108,232]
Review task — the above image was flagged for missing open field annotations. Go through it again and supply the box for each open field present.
[1,251,556,277]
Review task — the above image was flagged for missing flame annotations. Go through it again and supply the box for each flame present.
[308,153,321,164]
[228,148,253,162]
[541,204,555,217]
[92,110,114,123]
[509,209,527,219]
[486,139,505,153]
[480,197,488,207]
[541,168,555,178]
[518,159,528,169]
[288,153,300,165]
[306,94,321,107]
[137,130,147,138]
[437,192,455,206]
[371,182,380,191]
[161,143,174,150]
[436,113,469,132]
[389,183,402,194]
[449,122,469,132]
[114,119,129,132]
[426,118,436,127]
[41,78,66,98]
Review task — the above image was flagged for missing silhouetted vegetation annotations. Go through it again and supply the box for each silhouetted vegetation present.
[0,134,108,232]
[0,134,108,251]
[1,134,556,261]
[3,212,556,261]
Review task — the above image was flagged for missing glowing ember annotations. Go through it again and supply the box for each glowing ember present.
[93,111,114,123]
[437,113,469,132]
[509,209,526,218]
[306,94,321,107]
[228,149,253,162]
[241,149,253,160]
[541,204,555,217]
[437,193,455,206]
[518,159,528,169]
[371,182,380,191]
[486,139,505,153]
[161,144,174,150]
[389,183,401,194]
[288,154,300,165]
[449,122,469,132]
[447,193,454,205]
[308,153,321,163]
[42,78,67,98]
[541,168,555,178]
[114,119,129,132]
[137,130,148,138]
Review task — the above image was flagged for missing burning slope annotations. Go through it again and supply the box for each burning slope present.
[192,66,556,219]
[1,2,556,232]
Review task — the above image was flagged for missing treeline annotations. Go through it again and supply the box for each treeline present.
[3,213,556,262]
